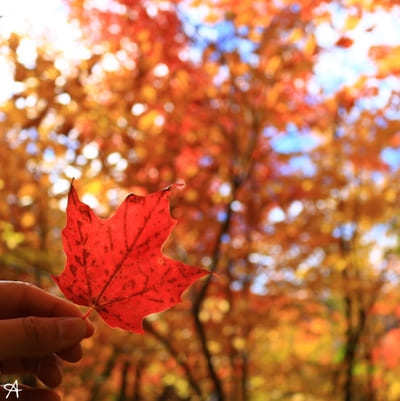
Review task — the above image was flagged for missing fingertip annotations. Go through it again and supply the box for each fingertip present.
[58,317,87,348]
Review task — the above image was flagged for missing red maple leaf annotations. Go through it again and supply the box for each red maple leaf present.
[52,183,208,333]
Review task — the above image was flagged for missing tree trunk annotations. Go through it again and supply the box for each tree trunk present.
[118,360,131,401]
[343,341,356,401]
[131,358,144,401]
[88,349,118,401]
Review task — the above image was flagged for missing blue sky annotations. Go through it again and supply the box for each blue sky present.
[177,1,400,170]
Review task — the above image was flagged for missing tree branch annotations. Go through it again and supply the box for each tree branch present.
[143,320,204,400]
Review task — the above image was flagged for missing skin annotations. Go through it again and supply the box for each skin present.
[0,281,95,401]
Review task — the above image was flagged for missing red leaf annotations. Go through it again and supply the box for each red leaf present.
[53,183,208,333]
[335,37,353,48]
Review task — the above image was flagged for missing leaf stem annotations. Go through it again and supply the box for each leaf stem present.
[83,307,94,319]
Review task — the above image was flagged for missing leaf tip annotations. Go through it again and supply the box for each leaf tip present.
[68,179,79,202]
[163,180,185,194]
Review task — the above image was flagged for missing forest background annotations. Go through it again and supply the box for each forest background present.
[1,0,400,400]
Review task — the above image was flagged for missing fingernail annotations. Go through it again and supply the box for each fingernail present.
[58,318,87,344]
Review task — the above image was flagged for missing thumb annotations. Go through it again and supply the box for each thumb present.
[0,317,87,359]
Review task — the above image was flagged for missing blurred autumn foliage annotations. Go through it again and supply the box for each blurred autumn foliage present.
[1,0,400,400]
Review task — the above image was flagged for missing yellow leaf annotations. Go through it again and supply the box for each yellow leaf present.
[2,229,24,249]
[184,188,198,201]
[85,180,102,195]
[389,381,400,400]
[266,56,281,75]
[141,85,157,103]
[266,86,280,106]
[345,15,360,30]
[385,189,396,202]
[302,180,313,191]
[21,212,35,228]
[138,110,159,131]
[289,28,303,43]
[335,259,347,271]
[18,183,37,197]
[304,36,316,56]
[177,70,189,86]
[233,337,246,350]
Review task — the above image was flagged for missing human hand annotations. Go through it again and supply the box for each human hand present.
[0,281,94,401]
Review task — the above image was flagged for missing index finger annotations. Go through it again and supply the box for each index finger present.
[0,281,94,336]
